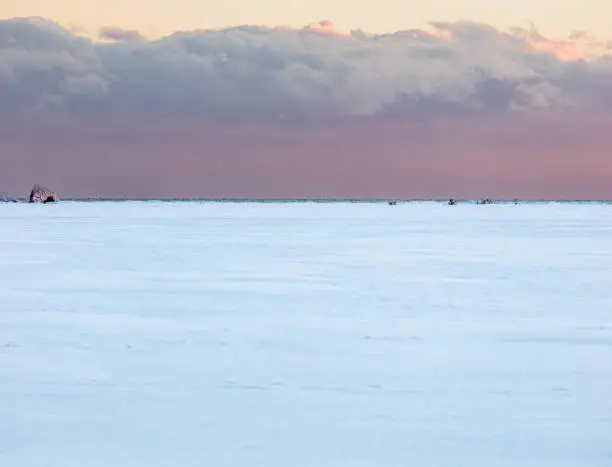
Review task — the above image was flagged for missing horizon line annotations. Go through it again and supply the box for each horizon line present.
[4,197,612,203]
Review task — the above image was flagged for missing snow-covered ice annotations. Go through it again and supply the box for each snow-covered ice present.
[1,201,611,467]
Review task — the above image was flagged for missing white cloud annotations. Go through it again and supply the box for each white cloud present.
[1,17,611,119]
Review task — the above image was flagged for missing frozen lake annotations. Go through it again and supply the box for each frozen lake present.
[1,201,611,467]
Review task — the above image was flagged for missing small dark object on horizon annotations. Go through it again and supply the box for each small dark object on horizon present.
[448,199,457,205]
[1,193,17,203]
[388,200,398,205]
[29,185,59,203]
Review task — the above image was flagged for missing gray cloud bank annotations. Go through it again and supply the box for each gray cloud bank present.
[1,17,612,120]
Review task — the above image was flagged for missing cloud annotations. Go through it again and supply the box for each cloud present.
[98,26,145,42]
[302,19,351,37]
[0,16,611,120]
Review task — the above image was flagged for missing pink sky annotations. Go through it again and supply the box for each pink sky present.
[2,116,611,200]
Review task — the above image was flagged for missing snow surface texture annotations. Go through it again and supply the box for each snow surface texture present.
[1,201,611,467]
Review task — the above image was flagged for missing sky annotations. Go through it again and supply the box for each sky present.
[0,2,611,199]
[2,0,611,38]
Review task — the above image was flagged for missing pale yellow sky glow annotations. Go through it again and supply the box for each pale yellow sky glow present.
[1,0,611,39]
